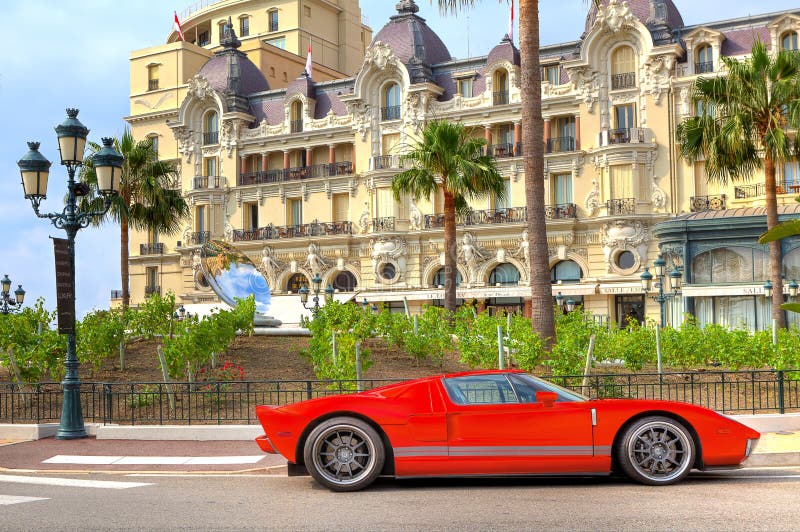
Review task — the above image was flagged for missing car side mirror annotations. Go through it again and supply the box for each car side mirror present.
[536,391,558,407]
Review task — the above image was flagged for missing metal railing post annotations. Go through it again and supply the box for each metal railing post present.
[778,370,786,414]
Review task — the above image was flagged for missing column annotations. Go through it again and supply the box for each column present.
[574,114,581,151]
[261,153,268,173]
[513,122,521,156]
[352,143,357,173]
[283,150,290,170]
[305,147,312,167]
[544,118,551,154]
[328,145,336,165]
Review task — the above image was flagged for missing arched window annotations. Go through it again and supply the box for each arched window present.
[290,101,303,133]
[493,69,509,105]
[696,45,713,73]
[381,83,401,120]
[268,9,279,32]
[692,247,769,284]
[550,260,582,283]
[203,111,219,145]
[287,273,307,294]
[433,267,462,288]
[489,264,520,286]
[782,31,799,51]
[147,134,159,156]
[611,46,636,89]
[332,271,357,292]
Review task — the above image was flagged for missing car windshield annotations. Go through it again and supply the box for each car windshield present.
[442,373,587,405]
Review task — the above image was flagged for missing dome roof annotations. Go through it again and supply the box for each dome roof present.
[372,0,452,68]
[197,21,269,97]
[487,35,520,67]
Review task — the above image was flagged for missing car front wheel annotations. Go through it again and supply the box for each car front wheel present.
[303,416,385,492]
[617,416,695,486]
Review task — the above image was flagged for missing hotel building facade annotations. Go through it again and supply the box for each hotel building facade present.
[126,0,800,328]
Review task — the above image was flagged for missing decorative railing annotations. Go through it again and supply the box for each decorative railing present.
[144,285,161,296]
[202,131,219,145]
[148,79,159,91]
[1,370,798,425]
[487,143,516,158]
[545,203,578,219]
[547,136,576,153]
[606,198,636,215]
[381,105,401,121]
[239,163,354,185]
[371,217,396,232]
[695,61,714,74]
[370,155,405,171]
[193,176,224,189]
[186,231,210,246]
[611,72,636,90]
[734,183,766,199]
[598,128,647,146]
[139,243,165,255]
[232,221,353,241]
[690,194,727,212]
[110,290,123,300]
[423,204,577,229]
[493,91,509,105]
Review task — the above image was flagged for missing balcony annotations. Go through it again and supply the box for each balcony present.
[148,79,159,91]
[546,136,576,153]
[239,164,354,186]
[202,131,219,145]
[186,231,210,246]
[606,198,636,215]
[695,61,714,74]
[690,194,727,212]
[734,184,766,199]
[493,91,509,105]
[371,217,396,232]
[370,155,405,171]
[193,176,224,189]
[598,128,648,146]
[145,285,161,296]
[110,290,123,300]
[423,204,577,229]
[290,120,303,133]
[544,203,578,220]
[381,106,401,121]
[232,220,354,241]
[611,72,636,90]
[140,243,165,255]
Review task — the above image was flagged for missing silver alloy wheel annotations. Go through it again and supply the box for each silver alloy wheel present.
[625,419,693,484]
[311,423,377,487]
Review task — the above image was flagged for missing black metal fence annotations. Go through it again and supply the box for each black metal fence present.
[1,370,798,425]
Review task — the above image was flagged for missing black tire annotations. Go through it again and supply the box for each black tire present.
[303,416,385,492]
[617,415,695,486]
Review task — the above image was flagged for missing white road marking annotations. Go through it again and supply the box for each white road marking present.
[0,495,49,506]
[43,455,266,466]
[0,474,151,489]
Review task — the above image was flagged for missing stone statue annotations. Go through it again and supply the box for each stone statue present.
[409,198,422,231]
[305,242,328,274]
[358,202,371,234]
[260,246,280,279]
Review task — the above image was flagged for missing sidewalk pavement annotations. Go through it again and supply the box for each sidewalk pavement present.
[0,416,798,475]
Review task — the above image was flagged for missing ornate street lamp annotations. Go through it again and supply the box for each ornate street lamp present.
[0,274,26,315]
[641,255,682,375]
[299,273,333,315]
[18,109,122,440]
[361,297,378,313]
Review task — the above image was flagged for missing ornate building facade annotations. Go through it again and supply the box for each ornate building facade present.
[126,0,800,328]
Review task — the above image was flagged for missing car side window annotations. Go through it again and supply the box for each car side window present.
[443,375,519,405]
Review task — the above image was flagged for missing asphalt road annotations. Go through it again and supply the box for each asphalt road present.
[2,469,799,531]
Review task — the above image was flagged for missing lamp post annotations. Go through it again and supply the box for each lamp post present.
[0,275,25,315]
[555,292,576,314]
[17,109,122,440]
[640,255,682,375]
[299,272,333,315]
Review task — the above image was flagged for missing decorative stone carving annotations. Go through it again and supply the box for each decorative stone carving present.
[304,242,328,274]
[585,179,601,216]
[363,42,399,72]
[223,222,234,242]
[409,198,422,231]
[404,92,427,133]
[220,119,241,157]
[593,0,636,34]
[187,75,215,101]
[173,126,195,163]
[358,202,371,234]
[347,100,371,141]
[568,67,600,113]
[458,232,490,284]
[512,230,530,270]
[601,220,649,273]
[641,54,676,105]
[370,236,408,283]
[259,246,283,284]
[651,182,667,211]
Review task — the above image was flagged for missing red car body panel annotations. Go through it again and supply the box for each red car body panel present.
[254,370,760,478]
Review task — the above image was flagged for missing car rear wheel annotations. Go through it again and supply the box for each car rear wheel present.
[303,417,385,492]
[617,416,695,486]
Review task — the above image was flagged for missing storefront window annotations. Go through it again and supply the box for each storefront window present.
[692,247,769,284]
[694,296,771,330]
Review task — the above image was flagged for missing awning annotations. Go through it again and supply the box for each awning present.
[681,284,767,297]
[551,283,598,296]
[598,282,645,295]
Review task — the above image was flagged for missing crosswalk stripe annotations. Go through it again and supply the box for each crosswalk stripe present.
[0,474,151,489]
[43,455,266,465]
[0,495,49,506]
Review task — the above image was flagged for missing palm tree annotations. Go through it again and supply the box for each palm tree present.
[677,40,800,329]
[392,120,504,312]
[80,129,189,310]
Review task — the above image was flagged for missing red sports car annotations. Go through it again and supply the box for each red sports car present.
[254,370,760,491]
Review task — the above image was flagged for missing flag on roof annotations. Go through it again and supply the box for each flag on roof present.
[174,12,185,42]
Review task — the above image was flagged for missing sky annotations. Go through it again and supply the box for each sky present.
[1,0,798,319]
